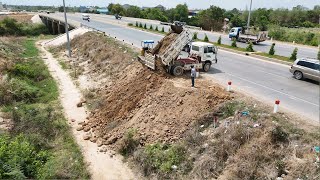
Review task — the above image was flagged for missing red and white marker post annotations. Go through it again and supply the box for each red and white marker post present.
[227,81,232,92]
[273,100,280,113]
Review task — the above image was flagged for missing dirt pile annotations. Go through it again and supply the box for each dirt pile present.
[152,32,178,55]
[54,32,230,149]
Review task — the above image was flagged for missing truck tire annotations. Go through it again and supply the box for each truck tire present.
[171,65,184,76]
[203,62,211,72]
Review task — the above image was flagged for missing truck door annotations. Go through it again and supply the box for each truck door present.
[204,46,215,62]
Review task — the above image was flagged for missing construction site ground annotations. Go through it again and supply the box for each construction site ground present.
[49,31,320,179]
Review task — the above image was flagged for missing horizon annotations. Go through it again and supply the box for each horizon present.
[2,0,320,10]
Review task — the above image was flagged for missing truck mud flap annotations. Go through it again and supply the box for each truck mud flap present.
[138,54,155,70]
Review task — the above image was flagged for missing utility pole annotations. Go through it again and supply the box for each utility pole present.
[247,0,253,32]
[63,0,71,57]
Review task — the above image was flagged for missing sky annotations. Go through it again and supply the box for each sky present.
[3,0,320,10]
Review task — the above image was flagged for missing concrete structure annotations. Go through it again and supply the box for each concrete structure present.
[39,15,75,35]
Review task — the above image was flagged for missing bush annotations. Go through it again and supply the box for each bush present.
[245,42,254,52]
[217,35,221,45]
[139,22,143,28]
[231,38,237,47]
[0,18,49,36]
[149,25,153,30]
[143,23,147,29]
[289,47,298,61]
[134,143,187,176]
[204,34,209,42]
[128,23,133,26]
[119,129,139,156]
[318,48,320,60]
[271,126,288,143]
[193,32,198,40]
[269,43,275,55]
[135,21,138,27]
[155,26,158,31]
[161,26,164,32]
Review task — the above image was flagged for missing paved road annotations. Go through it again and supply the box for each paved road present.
[44,13,320,123]
[80,13,319,59]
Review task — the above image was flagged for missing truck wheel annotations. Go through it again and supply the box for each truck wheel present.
[203,63,211,72]
[172,65,184,76]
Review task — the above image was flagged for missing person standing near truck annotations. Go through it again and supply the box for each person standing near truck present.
[191,65,196,87]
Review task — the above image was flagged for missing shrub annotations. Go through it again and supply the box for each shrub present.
[204,34,209,42]
[149,25,153,30]
[119,129,139,156]
[271,126,289,143]
[245,42,254,52]
[139,22,143,28]
[269,43,275,55]
[134,143,187,176]
[128,23,133,26]
[135,21,138,27]
[155,26,158,31]
[161,27,164,32]
[289,47,298,61]
[193,32,198,40]
[143,23,147,29]
[217,35,221,45]
[317,48,320,60]
[231,38,237,47]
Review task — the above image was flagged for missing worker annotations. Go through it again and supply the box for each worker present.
[191,65,196,87]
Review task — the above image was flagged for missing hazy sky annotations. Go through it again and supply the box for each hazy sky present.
[3,0,320,10]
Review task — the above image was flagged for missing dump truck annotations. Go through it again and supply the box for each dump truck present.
[229,27,268,44]
[138,22,218,76]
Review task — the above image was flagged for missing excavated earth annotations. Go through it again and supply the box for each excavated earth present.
[54,32,230,150]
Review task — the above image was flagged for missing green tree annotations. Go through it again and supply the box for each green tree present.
[111,3,125,15]
[58,6,64,12]
[107,3,114,13]
[144,23,147,29]
[174,4,189,22]
[126,6,142,18]
[155,26,158,31]
[231,38,237,47]
[161,26,165,32]
[289,48,298,60]
[149,25,153,30]
[204,34,209,42]
[246,42,254,52]
[317,48,320,60]
[269,43,275,55]
[217,35,222,45]
[193,32,198,40]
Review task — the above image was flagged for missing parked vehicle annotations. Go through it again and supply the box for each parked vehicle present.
[229,27,268,44]
[290,58,320,82]
[138,22,218,76]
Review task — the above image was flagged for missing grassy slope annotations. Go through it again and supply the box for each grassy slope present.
[0,37,89,179]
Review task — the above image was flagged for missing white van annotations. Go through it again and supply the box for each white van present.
[82,14,90,20]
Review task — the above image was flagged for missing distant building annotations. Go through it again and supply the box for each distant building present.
[79,6,88,13]
[0,2,3,10]
[154,5,165,11]
[97,8,108,14]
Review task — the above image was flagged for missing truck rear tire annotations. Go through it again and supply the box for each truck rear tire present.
[203,63,211,72]
[171,65,184,76]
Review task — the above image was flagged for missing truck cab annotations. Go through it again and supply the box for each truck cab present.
[229,27,241,39]
[190,42,217,64]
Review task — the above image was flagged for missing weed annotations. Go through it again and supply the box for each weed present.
[119,128,140,156]
[271,126,289,143]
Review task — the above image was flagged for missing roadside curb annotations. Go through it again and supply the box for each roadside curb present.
[217,46,292,66]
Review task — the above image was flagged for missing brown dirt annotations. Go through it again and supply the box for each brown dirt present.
[54,32,230,149]
[151,32,178,55]
[0,14,34,23]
